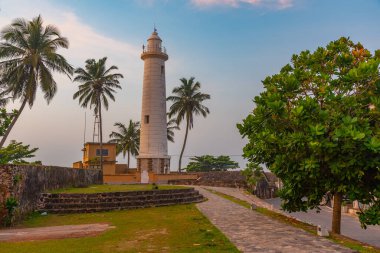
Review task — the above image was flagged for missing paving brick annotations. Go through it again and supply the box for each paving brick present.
[196,187,353,253]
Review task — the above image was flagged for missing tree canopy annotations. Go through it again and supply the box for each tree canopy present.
[167,117,180,143]
[241,162,264,192]
[185,155,239,172]
[109,120,140,168]
[73,57,123,115]
[0,140,39,164]
[238,37,380,233]
[0,109,17,137]
[167,77,210,172]
[73,57,123,172]
[0,15,73,148]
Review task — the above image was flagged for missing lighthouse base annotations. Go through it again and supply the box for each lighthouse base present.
[137,156,171,174]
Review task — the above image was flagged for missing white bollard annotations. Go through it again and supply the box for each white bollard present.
[317,225,329,237]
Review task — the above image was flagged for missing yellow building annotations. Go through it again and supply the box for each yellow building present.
[73,142,198,184]
[73,142,119,175]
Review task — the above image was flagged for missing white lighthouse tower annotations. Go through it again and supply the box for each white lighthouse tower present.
[137,29,170,178]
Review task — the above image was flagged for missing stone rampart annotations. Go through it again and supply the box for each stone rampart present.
[169,171,246,188]
[0,165,102,225]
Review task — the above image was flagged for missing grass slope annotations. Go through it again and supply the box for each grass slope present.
[0,204,239,253]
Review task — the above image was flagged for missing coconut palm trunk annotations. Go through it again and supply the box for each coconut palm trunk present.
[178,116,190,172]
[127,151,130,169]
[0,99,27,148]
[98,97,104,175]
[332,192,342,234]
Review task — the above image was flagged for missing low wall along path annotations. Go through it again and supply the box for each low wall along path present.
[0,165,102,224]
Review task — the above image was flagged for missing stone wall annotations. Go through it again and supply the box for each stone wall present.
[169,171,247,188]
[0,165,102,225]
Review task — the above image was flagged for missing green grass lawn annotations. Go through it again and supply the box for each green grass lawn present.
[51,184,187,194]
[0,204,239,253]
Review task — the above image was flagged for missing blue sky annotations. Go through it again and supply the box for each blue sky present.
[0,0,379,169]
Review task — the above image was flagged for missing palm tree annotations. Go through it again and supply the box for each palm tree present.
[108,117,181,168]
[0,15,73,147]
[167,117,180,143]
[73,57,123,172]
[109,120,140,168]
[167,77,210,172]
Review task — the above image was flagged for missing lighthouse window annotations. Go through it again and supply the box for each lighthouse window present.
[144,115,150,124]
[161,66,164,75]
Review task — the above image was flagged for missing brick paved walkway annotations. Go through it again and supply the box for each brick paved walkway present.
[204,186,380,248]
[195,186,353,253]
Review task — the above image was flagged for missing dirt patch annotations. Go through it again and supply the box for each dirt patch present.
[0,223,114,242]
[109,228,169,252]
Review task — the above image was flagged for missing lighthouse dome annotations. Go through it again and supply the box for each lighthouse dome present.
[148,29,162,41]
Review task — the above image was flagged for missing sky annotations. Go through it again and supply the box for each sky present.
[0,0,379,170]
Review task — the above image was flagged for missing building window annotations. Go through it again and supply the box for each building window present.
[96,149,109,156]
[161,66,164,75]
[144,115,149,124]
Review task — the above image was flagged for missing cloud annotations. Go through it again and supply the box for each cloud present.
[276,0,293,9]
[46,12,140,68]
[190,0,293,9]
[0,1,141,66]
[0,0,144,166]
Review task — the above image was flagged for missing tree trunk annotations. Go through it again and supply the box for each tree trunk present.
[98,98,104,181]
[127,151,130,169]
[178,116,190,172]
[0,99,27,148]
[332,192,342,234]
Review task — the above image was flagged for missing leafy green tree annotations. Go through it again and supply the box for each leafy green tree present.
[167,117,180,143]
[73,57,123,172]
[241,162,264,193]
[167,77,210,172]
[0,15,73,148]
[109,120,140,168]
[0,140,38,164]
[185,155,239,172]
[0,109,17,137]
[238,37,380,233]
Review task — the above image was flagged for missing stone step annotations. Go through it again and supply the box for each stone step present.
[39,192,201,204]
[41,196,204,210]
[37,188,204,214]
[40,188,196,199]
[39,197,205,214]
[40,191,200,200]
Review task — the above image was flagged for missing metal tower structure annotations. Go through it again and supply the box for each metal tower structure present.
[92,114,100,143]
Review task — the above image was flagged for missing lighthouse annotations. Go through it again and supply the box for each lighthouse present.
[137,29,170,178]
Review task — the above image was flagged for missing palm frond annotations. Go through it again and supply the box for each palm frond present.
[73,57,123,115]
[0,15,72,110]
[167,77,210,128]
[108,120,140,159]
